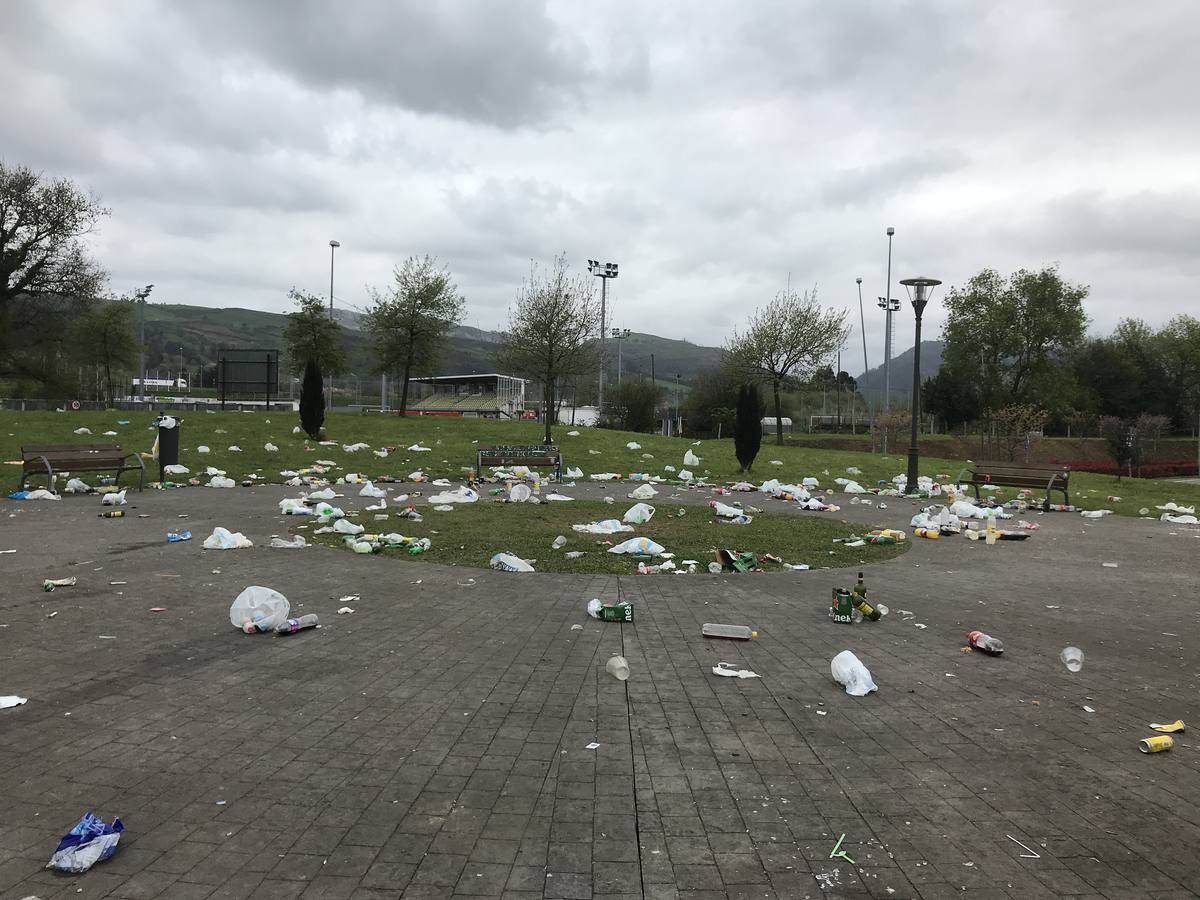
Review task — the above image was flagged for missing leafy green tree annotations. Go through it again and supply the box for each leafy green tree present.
[1156,315,1200,430]
[725,288,848,445]
[299,359,325,438]
[70,296,140,406]
[940,265,1088,416]
[282,288,345,376]
[922,368,980,432]
[734,383,763,472]
[684,367,739,437]
[365,256,465,415]
[495,255,600,444]
[605,380,660,432]
[1,162,110,391]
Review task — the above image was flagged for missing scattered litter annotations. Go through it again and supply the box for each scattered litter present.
[1060,646,1084,672]
[711,663,760,679]
[149,607,166,612]
[608,537,666,556]
[830,650,877,696]
[269,535,307,549]
[1,696,28,709]
[337,606,355,615]
[206,476,236,488]
[333,519,364,535]
[585,742,601,750]
[570,624,583,631]
[828,833,855,865]
[587,598,634,621]
[626,441,641,450]
[1101,562,1119,568]
[166,530,192,542]
[552,535,567,549]
[1006,835,1041,859]
[703,623,757,640]
[628,483,657,500]
[623,502,655,524]
[490,552,534,573]
[572,519,632,534]
[46,812,123,873]
[229,586,290,633]
[606,655,631,680]
[1083,705,1096,713]
[101,490,126,506]
[203,527,253,550]
[1140,735,1174,753]
[43,577,77,592]
[276,614,319,633]
[1151,720,1186,733]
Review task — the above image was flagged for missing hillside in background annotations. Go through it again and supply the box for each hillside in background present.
[140,303,724,388]
[852,340,944,403]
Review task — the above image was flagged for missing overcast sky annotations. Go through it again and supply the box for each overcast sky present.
[4,1,1198,374]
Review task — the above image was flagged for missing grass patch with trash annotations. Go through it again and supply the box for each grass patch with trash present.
[3,409,1200,518]
[295,498,909,574]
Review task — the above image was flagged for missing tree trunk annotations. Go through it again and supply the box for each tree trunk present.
[103,357,113,408]
[543,375,554,444]
[773,379,784,445]
[398,358,413,416]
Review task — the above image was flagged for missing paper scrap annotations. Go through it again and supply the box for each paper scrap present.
[0,696,28,709]
[585,742,600,750]
[712,664,760,679]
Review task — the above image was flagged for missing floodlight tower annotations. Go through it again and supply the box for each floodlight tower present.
[588,259,619,413]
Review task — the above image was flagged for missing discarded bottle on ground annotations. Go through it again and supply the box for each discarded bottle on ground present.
[99,510,125,518]
[606,655,630,681]
[967,630,1005,655]
[914,527,940,540]
[851,572,880,621]
[275,614,319,634]
[702,623,758,640]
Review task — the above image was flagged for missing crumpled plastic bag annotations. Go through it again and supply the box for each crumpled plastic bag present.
[407,443,431,452]
[343,442,370,452]
[589,473,621,480]
[623,503,655,524]
[264,442,279,452]
[359,482,387,499]
[101,490,126,506]
[203,527,253,549]
[628,484,657,500]
[626,441,641,450]
[46,812,123,873]
[333,518,365,535]
[684,449,700,466]
[229,585,290,631]
[11,489,59,500]
[196,445,210,453]
[207,476,236,488]
[1161,513,1199,525]
[1158,502,1196,515]
[429,486,480,504]
[565,466,583,478]
[269,535,307,549]
[307,487,337,500]
[710,501,743,518]
[831,650,877,696]
[279,498,312,515]
[163,464,189,475]
[228,445,242,452]
[490,552,534,572]
[73,426,92,435]
[678,468,694,481]
[65,478,91,494]
[572,519,633,534]
[509,483,531,502]
[608,537,666,556]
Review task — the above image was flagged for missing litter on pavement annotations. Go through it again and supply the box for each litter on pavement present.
[46,812,123,873]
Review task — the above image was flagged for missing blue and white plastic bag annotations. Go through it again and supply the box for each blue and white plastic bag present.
[46,812,123,873]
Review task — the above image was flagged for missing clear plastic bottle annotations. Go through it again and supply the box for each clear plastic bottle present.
[702,623,758,640]
[967,630,1004,655]
[275,614,319,634]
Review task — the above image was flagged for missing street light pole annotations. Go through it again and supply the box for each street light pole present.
[588,260,618,414]
[900,276,941,494]
[883,226,895,415]
[327,240,340,410]
[856,277,873,436]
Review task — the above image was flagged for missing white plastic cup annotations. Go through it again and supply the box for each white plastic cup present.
[606,655,630,681]
[1060,646,1084,672]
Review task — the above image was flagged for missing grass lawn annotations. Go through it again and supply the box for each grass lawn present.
[2,409,1198,517]
[297,499,908,574]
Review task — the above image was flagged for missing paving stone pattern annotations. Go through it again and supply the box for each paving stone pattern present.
[2,484,1200,898]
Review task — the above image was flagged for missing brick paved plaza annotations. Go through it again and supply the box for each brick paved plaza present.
[2,484,1199,899]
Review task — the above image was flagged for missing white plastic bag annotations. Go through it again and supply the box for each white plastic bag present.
[269,535,307,548]
[196,445,210,453]
[509,483,531,502]
[572,519,633,534]
[163,464,189,475]
[626,441,641,450]
[264,442,279,452]
[565,466,583,478]
[203,527,253,550]
[490,552,534,572]
[101,490,126,506]
[307,487,337,500]
[429,487,479,504]
[64,478,91,494]
[710,501,743,518]
[206,476,236,488]
[628,484,657,500]
[333,518,364,535]
[683,449,700,466]
[229,586,290,631]
[830,650,877,696]
[678,469,694,481]
[359,482,387,499]
[623,503,655,524]
[608,537,666,556]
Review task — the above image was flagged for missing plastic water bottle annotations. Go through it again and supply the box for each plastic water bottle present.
[702,623,758,640]
[967,630,1005,655]
[275,614,319,634]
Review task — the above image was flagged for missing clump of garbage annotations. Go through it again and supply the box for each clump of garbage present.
[230,585,290,632]
[203,527,253,549]
[46,812,124,873]
[573,519,633,534]
[491,552,534,572]
[831,650,877,696]
[608,537,666,556]
[623,503,655,524]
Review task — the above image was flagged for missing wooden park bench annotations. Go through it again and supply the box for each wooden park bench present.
[957,461,1070,508]
[476,444,563,481]
[20,443,145,492]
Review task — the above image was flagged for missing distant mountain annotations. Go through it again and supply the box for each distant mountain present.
[139,303,723,386]
[853,340,944,400]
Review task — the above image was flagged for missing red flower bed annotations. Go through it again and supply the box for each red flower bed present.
[1051,459,1199,478]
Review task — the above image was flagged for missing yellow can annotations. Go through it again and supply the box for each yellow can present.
[1139,735,1174,753]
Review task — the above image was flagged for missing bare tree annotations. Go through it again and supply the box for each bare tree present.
[725,288,849,444]
[364,256,465,415]
[0,163,109,387]
[495,256,600,444]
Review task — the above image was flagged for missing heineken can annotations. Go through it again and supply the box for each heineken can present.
[830,588,854,624]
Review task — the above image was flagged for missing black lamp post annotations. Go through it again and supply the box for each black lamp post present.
[899,276,941,494]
